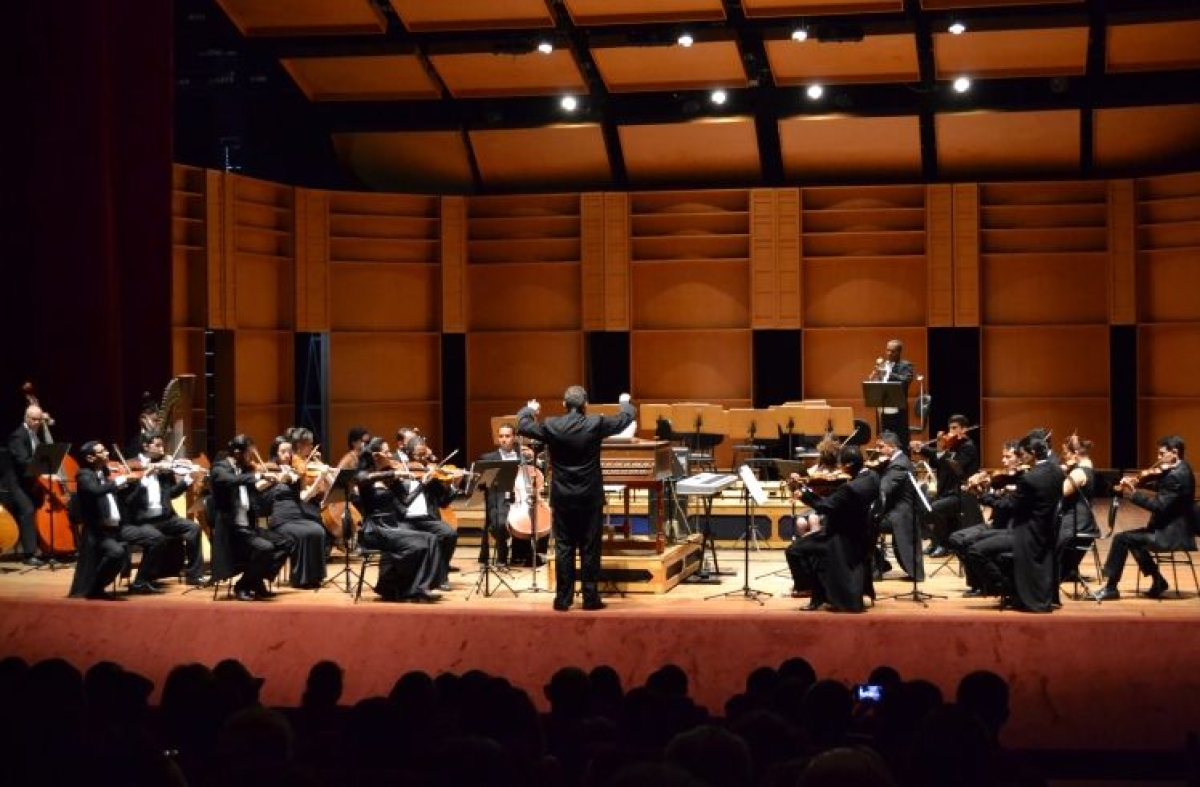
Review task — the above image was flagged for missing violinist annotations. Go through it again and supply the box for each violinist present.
[784,445,880,613]
[209,435,288,601]
[873,431,922,582]
[396,431,460,589]
[4,405,52,566]
[1058,435,1100,580]
[867,339,914,439]
[967,429,1063,612]
[260,436,328,589]
[124,432,207,586]
[784,438,843,542]
[68,441,134,599]
[910,414,981,558]
[957,440,1020,597]
[355,438,442,601]
[336,426,371,471]
[1092,435,1197,601]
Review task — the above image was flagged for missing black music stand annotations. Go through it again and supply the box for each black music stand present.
[706,465,771,604]
[880,472,943,605]
[466,460,519,599]
[22,442,72,572]
[755,459,808,581]
[863,381,906,443]
[322,468,366,594]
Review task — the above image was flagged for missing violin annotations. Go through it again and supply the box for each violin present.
[965,463,1032,495]
[1116,463,1168,494]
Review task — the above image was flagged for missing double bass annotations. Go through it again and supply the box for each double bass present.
[21,383,78,556]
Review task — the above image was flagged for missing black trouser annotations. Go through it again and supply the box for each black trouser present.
[964,530,1014,595]
[786,536,830,602]
[553,502,603,606]
[1,484,41,556]
[118,523,168,586]
[1102,529,1161,586]
[479,508,510,564]
[141,513,205,582]
[405,516,456,583]
[951,525,1003,590]
[927,493,981,547]
[229,526,287,593]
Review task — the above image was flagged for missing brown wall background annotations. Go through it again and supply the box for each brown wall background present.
[172,167,1200,467]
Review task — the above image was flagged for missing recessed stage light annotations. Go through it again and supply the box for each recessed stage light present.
[537,41,554,55]
[791,27,808,42]
[678,32,694,48]
[806,84,824,100]
[560,95,579,112]
[711,89,728,105]
[948,21,966,35]
[953,76,971,93]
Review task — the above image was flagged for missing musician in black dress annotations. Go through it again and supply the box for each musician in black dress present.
[262,437,328,589]
[68,442,132,598]
[911,414,981,557]
[1092,435,1197,600]
[356,438,442,601]
[1058,434,1100,580]
[518,387,635,612]
[786,445,880,613]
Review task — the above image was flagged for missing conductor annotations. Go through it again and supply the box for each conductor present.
[517,386,635,612]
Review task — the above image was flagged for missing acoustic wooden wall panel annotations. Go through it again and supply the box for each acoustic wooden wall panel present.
[926,184,954,327]
[1108,179,1137,325]
[441,196,466,333]
[802,327,927,431]
[749,188,801,329]
[981,398,1110,467]
[580,192,606,331]
[951,183,980,327]
[632,262,749,330]
[982,326,1109,398]
[234,330,295,444]
[293,188,330,332]
[171,164,211,442]
[979,254,1109,325]
[330,333,440,402]
[329,402,441,462]
[602,193,631,330]
[467,262,582,330]
[631,330,751,402]
[330,264,439,331]
[777,188,801,327]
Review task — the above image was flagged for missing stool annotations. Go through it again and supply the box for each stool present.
[353,549,382,603]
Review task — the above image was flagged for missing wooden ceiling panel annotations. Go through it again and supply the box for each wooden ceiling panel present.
[779,115,922,179]
[428,51,587,98]
[934,27,1088,79]
[1107,21,1200,73]
[620,118,761,183]
[215,0,386,36]
[592,42,748,92]
[332,131,474,193]
[1094,104,1200,173]
[564,0,726,26]
[741,1,903,17]
[936,109,1080,177]
[280,56,440,101]
[470,125,612,188]
[766,34,919,85]
[386,0,554,32]
[920,0,1082,9]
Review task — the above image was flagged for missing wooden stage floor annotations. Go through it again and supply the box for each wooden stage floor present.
[2,502,1199,754]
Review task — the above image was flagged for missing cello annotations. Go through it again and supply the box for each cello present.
[506,447,552,539]
[21,382,78,556]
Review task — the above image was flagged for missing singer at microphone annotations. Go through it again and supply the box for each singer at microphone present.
[868,339,915,439]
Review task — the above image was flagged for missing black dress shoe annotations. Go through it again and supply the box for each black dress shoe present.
[1090,586,1121,601]
[553,599,571,612]
[1146,576,1169,599]
[22,555,46,567]
[129,582,166,595]
[447,565,460,573]
[84,591,124,601]
[962,587,986,598]
[437,582,452,591]
[923,544,936,556]
[801,600,824,611]
[233,589,256,602]
[582,599,607,611]
[185,576,209,586]
[929,547,950,558]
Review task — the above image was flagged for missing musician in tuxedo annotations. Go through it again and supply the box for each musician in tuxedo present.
[518,387,635,612]
[874,431,922,581]
[4,405,52,565]
[911,414,982,557]
[970,430,1063,612]
[68,442,133,599]
[476,423,547,567]
[397,432,460,589]
[867,339,914,439]
[1092,435,1197,600]
[786,445,880,613]
[956,440,1020,597]
[124,432,207,586]
[209,435,288,601]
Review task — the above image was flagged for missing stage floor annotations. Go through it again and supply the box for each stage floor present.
[2,503,1199,754]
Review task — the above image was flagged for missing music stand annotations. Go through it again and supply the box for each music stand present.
[670,404,726,472]
[321,468,366,594]
[880,472,943,605]
[706,464,771,604]
[863,381,905,444]
[22,442,72,571]
[466,460,519,599]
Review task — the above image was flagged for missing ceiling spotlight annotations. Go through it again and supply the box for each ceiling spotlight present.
[806,84,824,100]
[677,32,694,48]
[948,21,966,35]
[710,89,728,105]
[952,76,971,93]
[791,27,808,42]
[537,40,554,55]
[560,95,578,112]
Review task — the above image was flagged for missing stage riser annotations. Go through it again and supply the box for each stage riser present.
[3,599,1200,753]
[547,543,703,593]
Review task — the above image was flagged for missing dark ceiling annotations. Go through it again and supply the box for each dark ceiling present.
[174,0,1200,193]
